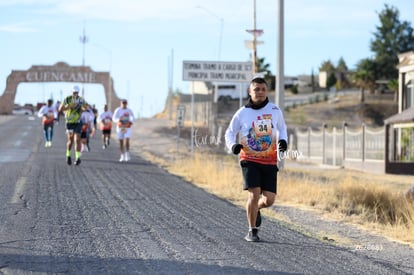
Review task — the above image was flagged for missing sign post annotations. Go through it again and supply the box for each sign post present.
[176,104,185,154]
[182,60,253,156]
[176,104,185,129]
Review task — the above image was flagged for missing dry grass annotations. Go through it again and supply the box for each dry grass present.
[279,169,414,244]
[332,180,413,225]
[147,151,414,246]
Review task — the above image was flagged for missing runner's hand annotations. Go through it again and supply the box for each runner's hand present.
[231,144,243,155]
[278,139,287,152]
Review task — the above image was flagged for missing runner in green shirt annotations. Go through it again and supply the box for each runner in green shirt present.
[58,85,88,165]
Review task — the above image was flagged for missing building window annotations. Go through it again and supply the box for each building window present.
[390,124,414,162]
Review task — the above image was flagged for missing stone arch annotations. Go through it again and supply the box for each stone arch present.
[0,61,121,114]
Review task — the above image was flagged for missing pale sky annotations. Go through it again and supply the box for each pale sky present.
[1,0,412,117]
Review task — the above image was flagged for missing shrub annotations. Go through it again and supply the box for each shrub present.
[290,85,299,94]
[334,181,413,226]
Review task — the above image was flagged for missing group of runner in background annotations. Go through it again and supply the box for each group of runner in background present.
[36,84,135,165]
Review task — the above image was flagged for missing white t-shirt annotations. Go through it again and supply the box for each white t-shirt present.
[99,111,113,130]
[225,101,288,165]
[112,107,135,128]
[80,110,95,132]
[37,105,58,125]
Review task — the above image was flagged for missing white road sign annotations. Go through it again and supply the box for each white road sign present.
[182,60,253,82]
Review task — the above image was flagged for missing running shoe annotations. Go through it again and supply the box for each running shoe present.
[74,158,81,166]
[102,144,107,150]
[256,210,262,228]
[124,152,130,162]
[66,156,72,165]
[119,154,125,162]
[245,228,260,242]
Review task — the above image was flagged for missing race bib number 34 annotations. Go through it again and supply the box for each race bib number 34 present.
[254,119,272,137]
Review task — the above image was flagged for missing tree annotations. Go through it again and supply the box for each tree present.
[370,4,414,80]
[336,57,351,89]
[336,57,348,72]
[353,5,414,97]
[353,58,377,103]
[311,68,316,93]
[387,79,399,102]
[326,72,337,90]
[257,57,271,75]
[319,60,335,74]
[256,57,275,90]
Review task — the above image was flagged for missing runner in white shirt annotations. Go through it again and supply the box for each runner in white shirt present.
[54,100,62,124]
[37,99,58,148]
[99,104,113,149]
[112,99,135,162]
[80,108,96,152]
[225,76,288,242]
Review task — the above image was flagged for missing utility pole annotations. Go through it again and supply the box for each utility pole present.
[79,24,88,98]
[245,0,263,75]
[168,49,174,120]
[276,0,284,110]
[276,0,285,169]
[252,0,257,74]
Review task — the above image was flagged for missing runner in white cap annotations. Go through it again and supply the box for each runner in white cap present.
[112,99,135,162]
[58,85,88,165]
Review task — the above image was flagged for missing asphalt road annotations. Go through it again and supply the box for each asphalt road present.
[0,115,412,274]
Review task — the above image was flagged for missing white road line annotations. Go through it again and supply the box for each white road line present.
[11,176,27,203]
[14,130,29,146]
[14,130,27,146]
